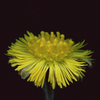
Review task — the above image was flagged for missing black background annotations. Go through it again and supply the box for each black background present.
[1,1,99,100]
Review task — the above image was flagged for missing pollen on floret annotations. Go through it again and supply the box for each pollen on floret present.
[26,31,74,62]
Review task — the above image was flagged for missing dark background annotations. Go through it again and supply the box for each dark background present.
[1,1,99,100]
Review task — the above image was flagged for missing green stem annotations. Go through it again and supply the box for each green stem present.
[43,81,54,100]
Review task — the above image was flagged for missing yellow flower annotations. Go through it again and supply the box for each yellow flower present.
[6,31,93,89]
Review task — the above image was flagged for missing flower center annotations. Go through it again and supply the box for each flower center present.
[27,31,74,62]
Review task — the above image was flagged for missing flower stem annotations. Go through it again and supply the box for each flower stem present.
[43,81,54,100]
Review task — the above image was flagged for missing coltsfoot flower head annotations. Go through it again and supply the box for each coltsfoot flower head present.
[6,31,93,89]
